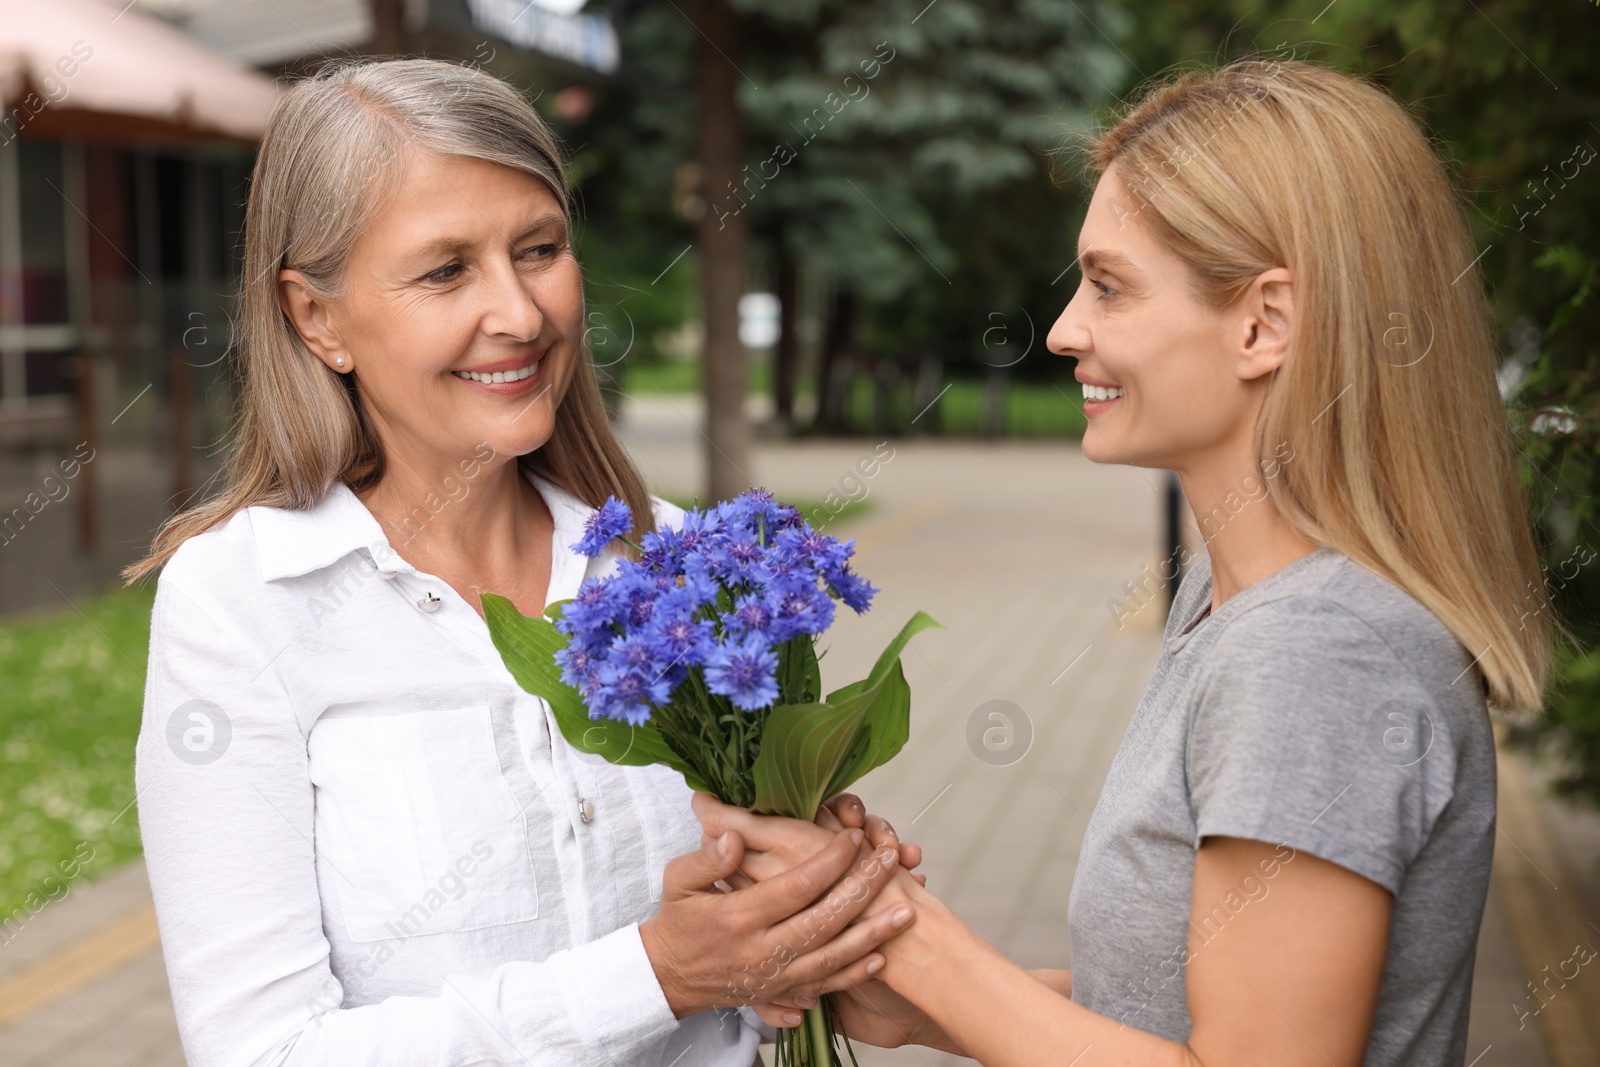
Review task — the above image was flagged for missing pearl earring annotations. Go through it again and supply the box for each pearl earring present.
[335,358,344,367]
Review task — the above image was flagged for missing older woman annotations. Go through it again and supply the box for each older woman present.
[124,58,915,1067]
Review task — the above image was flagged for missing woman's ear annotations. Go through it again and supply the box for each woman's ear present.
[277,268,350,372]
[1236,266,1293,382]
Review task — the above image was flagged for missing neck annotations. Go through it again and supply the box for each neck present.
[1176,439,1318,610]
[355,450,550,573]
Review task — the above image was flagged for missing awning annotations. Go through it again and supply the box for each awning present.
[0,0,278,145]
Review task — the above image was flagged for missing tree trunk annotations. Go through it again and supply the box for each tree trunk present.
[815,287,856,433]
[370,0,406,55]
[695,0,751,501]
[774,247,798,427]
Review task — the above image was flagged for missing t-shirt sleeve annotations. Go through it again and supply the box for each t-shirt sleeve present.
[1185,595,1460,894]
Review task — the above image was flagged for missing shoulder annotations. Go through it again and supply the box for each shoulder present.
[1185,551,1490,891]
[1205,552,1471,698]
[152,503,291,642]
[159,506,260,597]
[1189,549,1489,781]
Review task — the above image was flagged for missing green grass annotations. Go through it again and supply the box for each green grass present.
[609,358,778,398]
[0,583,152,923]
[611,359,1086,439]
[842,376,1087,438]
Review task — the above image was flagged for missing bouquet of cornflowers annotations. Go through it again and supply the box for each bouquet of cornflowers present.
[482,488,939,1067]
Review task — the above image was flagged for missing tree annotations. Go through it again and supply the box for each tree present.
[695,0,753,500]
[575,0,1126,440]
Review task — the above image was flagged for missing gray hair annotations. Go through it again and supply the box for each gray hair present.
[124,57,657,584]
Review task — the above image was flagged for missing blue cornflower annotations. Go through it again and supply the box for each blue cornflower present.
[773,527,852,574]
[638,525,684,573]
[572,496,633,557]
[731,486,786,539]
[765,581,835,643]
[706,534,767,584]
[591,662,670,724]
[825,565,878,614]
[674,508,726,555]
[554,640,602,692]
[723,591,775,640]
[704,633,780,711]
[642,599,715,668]
[559,577,625,639]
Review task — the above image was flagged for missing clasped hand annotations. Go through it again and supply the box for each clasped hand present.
[637,791,920,1020]
[683,792,938,1050]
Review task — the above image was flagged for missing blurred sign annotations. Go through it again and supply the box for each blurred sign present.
[452,0,619,74]
[739,292,780,350]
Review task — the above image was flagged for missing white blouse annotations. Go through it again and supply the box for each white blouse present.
[134,463,766,1067]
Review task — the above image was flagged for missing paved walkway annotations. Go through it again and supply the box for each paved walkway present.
[2,395,1596,1065]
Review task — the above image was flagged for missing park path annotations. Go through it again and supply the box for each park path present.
[1,395,1591,1065]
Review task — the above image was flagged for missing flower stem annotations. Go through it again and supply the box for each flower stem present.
[806,1003,832,1065]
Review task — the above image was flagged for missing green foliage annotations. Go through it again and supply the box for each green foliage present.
[579,0,1129,385]
[751,610,940,817]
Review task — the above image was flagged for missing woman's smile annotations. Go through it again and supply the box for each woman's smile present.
[449,347,549,396]
[1078,375,1126,419]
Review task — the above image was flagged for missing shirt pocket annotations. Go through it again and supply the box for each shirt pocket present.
[623,763,702,903]
[308,705,540,943]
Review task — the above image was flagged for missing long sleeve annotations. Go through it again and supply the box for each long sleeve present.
[136,571,684,1067]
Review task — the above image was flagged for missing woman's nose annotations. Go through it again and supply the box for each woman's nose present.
[481,258,545,342]
[1046,290,1090,359]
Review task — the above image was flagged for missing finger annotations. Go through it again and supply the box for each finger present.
[911,872,927,887]
[704,801,835,858]
[700,831,760,890]
[781,895,914,993]
[784,950,888,1003]
[898,841,923,871]
[815,804,846,832]
[691,791,743,839]
[771,842,898,954]
[822,793,865,827]
[664,829,743,898]
[739,827,865,918]
[861,812,898,852]
[755,1002,807,1029]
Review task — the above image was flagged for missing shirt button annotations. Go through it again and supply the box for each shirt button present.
[377,569,397,580]
[578,797,595,823]
[417,591,442,613]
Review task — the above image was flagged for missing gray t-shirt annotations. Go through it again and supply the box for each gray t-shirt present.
[1067,544,1495,1065]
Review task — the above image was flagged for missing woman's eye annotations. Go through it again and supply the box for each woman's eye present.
[425,263,462,283]
[520,243,561,261]
[1090,277,1116,299]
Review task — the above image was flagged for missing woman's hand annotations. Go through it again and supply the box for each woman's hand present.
[638,824,916,1019]
[695,791,927,891]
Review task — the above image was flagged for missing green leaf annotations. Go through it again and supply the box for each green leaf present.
[751,611,942,818]
[823,659,912,800]
[777,633,822,705]
[750,691,877,818]
[480,593,709,789]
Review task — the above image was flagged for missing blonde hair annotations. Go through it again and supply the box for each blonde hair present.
[122,57,654,584]
[1080,57,1556,715]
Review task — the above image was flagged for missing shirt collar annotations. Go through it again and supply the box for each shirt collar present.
[249,463,601,585]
